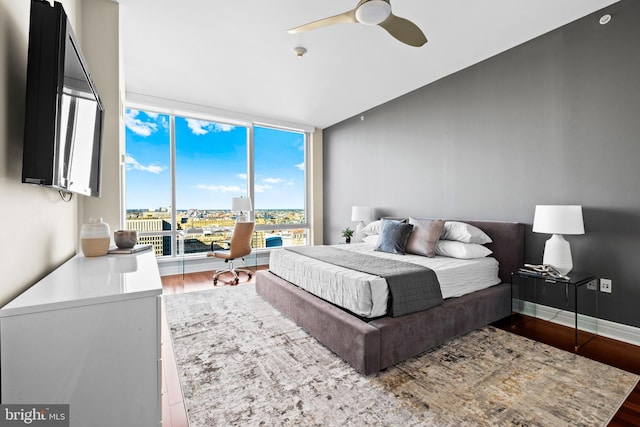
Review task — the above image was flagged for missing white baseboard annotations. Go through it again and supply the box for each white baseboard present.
[513,300,640,347]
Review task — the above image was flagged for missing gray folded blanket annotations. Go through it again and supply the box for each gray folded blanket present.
[285,246,443,317]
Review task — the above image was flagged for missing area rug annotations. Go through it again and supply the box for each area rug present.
[164,284,638,426]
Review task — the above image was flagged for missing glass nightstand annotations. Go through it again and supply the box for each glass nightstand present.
[511,270,598,350]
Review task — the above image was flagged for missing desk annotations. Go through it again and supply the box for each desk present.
[511,271,597,350]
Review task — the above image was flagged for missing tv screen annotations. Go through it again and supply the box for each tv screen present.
[22,0,104,197]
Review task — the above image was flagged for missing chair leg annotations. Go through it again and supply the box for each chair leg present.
[235,256,253,283]
[233,268,253,281]
[230,269,240,285]
[213,270,252,285]
[212,269,224,286]
[213,259,231,286]
[212,259,253,286]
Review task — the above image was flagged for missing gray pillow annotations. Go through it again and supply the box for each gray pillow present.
[374,219,414,255]
[406,218,445,257]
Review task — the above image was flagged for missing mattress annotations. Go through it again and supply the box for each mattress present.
[269,243,501,318]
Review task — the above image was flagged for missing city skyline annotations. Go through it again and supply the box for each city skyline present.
[126,207,306,228]
[126,208,305,213]
[126,210,307,256]
[125,109,305,210]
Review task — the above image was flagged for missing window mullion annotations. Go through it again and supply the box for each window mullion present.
[248,125,255,222]
[170,115,178,257]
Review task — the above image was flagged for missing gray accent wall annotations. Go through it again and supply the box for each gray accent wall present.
[323,0,640,328]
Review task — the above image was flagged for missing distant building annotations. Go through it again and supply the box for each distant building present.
[126,218,171,256]
[126,209,306,257]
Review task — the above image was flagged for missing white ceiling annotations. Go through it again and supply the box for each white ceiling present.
[117,0,618,130]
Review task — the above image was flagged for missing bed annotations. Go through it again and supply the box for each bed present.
[256,220,524,375]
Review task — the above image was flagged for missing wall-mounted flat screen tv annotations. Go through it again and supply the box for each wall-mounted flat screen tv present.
[22,0,104,198]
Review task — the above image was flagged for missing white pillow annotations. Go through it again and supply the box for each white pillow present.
[360,220,382,236]
[435,241,493,259]
[362,234,380,245]
[361,218,407,236]
[441,221,492,244]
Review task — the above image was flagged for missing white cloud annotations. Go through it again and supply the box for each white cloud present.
[237,173,247,180]
[263,177,285,184]
[125,155,164,174]
[186,119,210,135]
[262,177,296,187]
[125,109,158,137]
[196,184,244,193]
[186,119,235,135]
[255,184,273,193]
[215,123,235,132]
[295,162,305,171]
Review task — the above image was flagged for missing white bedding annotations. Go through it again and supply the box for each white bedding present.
[269,243,501,318]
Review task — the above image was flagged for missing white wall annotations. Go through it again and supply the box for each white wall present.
[0,0,120,306]
[80,0,123,232]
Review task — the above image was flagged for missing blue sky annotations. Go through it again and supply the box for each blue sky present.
[125,109,305,210]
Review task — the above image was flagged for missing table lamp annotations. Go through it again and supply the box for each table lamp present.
[351,206,372,242]
[532,205,584,275]
[232,197,252,223]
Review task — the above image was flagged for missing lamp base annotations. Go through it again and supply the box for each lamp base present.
[354,221,365,243]
[542,234,573,275]
[235,212,249,223]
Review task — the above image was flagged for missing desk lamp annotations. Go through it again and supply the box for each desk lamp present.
[232,197,252,223]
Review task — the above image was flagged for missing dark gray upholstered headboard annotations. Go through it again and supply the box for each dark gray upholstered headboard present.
[378,218,524,283]
[462,220,524,284]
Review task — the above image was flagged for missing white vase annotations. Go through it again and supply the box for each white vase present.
[80,218,111,257]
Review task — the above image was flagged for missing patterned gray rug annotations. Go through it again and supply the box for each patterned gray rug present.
[164,284,638,426]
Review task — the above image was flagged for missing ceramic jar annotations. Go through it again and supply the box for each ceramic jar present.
[80,218,110,257]
[114,230,138,249]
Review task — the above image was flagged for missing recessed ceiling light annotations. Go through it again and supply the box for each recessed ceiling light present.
[599,14,612,25]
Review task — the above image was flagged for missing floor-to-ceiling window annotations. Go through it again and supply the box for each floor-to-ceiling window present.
[254,125,307,247]
[124,109,172,256]
[124,107,309,258]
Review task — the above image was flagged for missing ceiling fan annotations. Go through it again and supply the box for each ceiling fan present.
[287,0,427,47]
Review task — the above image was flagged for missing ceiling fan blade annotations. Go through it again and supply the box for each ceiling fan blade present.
[287,10,357,34]
[378,14,427,47]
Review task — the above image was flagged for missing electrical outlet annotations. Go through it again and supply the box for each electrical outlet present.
[600,278,612,293]
[587,280,597,291]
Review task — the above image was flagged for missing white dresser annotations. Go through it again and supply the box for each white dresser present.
[0,250,162,427]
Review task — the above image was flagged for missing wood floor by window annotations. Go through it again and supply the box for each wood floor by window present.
[160,270,640,427]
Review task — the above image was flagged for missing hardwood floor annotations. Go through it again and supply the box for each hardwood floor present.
[160,270,640,426]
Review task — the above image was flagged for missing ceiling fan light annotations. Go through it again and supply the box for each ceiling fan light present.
[356,0,392,25]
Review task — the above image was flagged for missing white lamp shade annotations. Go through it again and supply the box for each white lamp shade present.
[232,197,252,212]
[533,205,584,235]
[351,206,372,222]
